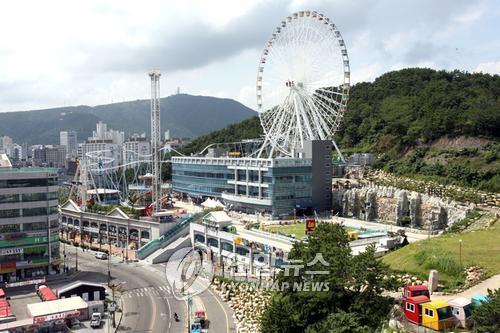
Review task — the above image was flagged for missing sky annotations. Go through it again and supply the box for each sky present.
[0,0,499,112]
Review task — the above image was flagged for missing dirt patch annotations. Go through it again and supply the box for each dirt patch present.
[430,136,491,150]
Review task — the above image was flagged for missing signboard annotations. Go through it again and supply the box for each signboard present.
[0,247,23,255]
[305,219,316,234]
[5,277,45,288]
[34,310,80,324]
[0,262,16,274]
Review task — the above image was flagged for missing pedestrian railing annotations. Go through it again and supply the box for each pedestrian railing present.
[137,213,204,259]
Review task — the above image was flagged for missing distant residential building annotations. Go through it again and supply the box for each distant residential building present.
[45,145,66,168]
[164,136,192,152]
[21,143,28,160]
[60,130,78,159]
[79,122,125,166]
[0,136,13,157]
[0,154,60,281]
[30,145,66,168]
[90,121,124,145]
[80,139,122,166]
[124,134,150,164]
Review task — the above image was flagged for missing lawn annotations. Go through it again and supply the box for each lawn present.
[382,225,500,290]
[263,223,356,239]
[264,223,308,239]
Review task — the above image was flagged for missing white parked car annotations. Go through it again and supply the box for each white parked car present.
[95,252,108,260]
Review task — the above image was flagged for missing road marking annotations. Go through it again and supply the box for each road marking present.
[207,287,231,333]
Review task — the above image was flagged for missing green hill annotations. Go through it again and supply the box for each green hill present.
[0,94,256,144]
[180,68,500,192]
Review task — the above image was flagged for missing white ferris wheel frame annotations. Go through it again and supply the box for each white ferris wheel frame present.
[256,10,350,159]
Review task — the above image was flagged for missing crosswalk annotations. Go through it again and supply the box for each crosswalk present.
[124,285,172,298]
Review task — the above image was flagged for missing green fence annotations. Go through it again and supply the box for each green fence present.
[137,213,203,259]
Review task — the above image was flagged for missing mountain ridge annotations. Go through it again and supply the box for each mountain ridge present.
[0,94,256,144]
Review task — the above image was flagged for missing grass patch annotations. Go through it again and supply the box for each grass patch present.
[264,223,308,239]
[263,223,356,240]
[382,226,500,290]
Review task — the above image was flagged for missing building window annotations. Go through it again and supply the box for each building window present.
[0,209,20,218]
[23,222,48,231]
[0,194,19,203]
[0,224,21,233]
[424,308,434,317]
[406,302,415,313]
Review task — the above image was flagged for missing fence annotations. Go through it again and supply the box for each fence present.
[137,213,204,259]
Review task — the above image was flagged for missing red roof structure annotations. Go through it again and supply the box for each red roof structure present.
[38,285,57,302]
[0,299,12,317]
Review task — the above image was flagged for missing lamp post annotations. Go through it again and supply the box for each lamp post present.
[459,239,463,268]
[75,245,78,272]
[108,242,111,287]
[63,241,66,272]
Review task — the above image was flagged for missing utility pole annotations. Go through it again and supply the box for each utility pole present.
[75,245,78,272]
[108,242,111,287]
[63,241,66,272]
[112,285,116,328]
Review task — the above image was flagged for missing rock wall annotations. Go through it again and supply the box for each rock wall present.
[338,184,473,230]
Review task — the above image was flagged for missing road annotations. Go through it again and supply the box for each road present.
[63,246,235,333]
[65,248,184,333]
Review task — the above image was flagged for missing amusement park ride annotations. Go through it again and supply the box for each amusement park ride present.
[256,10,350,161]
[68,10,351,219]
[68,71,173,218]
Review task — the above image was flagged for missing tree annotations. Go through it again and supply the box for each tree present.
[305,312,371,333]
[260,223,395,333]
[472,288,500,333]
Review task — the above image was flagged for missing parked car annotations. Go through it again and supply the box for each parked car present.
[95,252,108,260]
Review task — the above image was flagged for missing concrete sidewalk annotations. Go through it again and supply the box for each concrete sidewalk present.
[434,274,500,301]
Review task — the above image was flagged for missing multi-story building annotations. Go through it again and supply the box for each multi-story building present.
[79,139,122,167]
[30,145,66,168]
[0,154,60,282]
[60,130,78,160]
[124,134,151,164]
[0,136,14,157]
[45,145,66,168]
[79,122,125,166]
[172,140,332,218]
[91,121,124,145]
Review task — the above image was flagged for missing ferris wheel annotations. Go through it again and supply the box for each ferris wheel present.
[256,10,350,157]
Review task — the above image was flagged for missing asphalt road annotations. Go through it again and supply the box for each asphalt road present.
[64,246,235,333]
[65,248,184,333]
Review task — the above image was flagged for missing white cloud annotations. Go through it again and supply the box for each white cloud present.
[0,0,498,113]
[474,61,500,74]
[237,85,257,109]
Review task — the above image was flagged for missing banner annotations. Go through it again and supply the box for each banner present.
[0,247,23,255]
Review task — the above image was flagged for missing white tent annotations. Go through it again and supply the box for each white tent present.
[201,198,225,209]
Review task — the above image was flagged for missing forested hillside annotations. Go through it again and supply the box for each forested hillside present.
[0,94,255,144]
[180,68,500,192]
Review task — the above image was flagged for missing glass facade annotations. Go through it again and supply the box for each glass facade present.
[172,157,315,217]
[172,164,235,197]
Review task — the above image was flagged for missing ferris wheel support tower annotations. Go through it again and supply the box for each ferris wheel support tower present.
[149,70,162,214]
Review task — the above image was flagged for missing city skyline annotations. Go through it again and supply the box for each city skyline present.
[0,0,499,112]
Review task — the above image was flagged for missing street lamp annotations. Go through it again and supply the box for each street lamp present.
[459,239,463,268]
